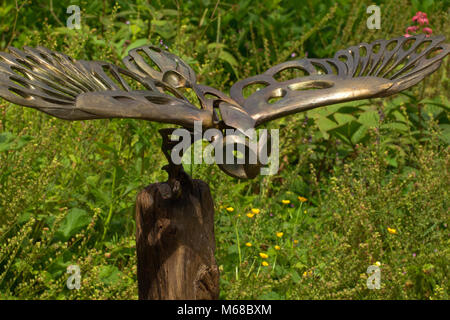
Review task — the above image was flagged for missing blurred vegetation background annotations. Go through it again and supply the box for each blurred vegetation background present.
[0,0,448,299]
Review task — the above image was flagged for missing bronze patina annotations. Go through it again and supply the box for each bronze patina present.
[0,34,448,179]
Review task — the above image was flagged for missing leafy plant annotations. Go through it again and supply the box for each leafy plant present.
[0,0,448,300]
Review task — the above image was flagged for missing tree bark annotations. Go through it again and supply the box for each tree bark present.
[135,178,219,300]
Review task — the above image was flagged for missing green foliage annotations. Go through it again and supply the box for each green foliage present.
[55,208,90,241]
[0,0,448,300]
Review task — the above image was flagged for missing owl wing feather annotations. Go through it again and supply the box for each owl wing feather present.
[229,34,450,127]
[0,45,212,129]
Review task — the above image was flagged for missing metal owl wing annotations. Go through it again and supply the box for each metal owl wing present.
[229,34,450,127]
[0,45,215,129]
[123,44,244,129]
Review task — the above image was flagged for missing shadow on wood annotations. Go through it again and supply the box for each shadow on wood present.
[135,177,219,300]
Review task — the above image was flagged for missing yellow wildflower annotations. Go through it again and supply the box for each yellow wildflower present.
[259,252,268,259]
[282,200,290,204]
[276,232,284,238]
[274,245,281,250]
[298,196,307,203]
[251,208,260,214]
[387,227,397,234]
[375,261,381,267]
[293,240,299,244]
[303,270,313,277]
[246,213,255,218]
[262,261,269,267]
[245,242,252,247]
[226,207,234,212]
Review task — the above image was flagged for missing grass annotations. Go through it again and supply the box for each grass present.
[0,0,449,299]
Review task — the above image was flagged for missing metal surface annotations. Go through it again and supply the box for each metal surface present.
[0,34,448,179]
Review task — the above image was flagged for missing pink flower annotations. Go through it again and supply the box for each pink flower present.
[419,17,429,25]
[412,11,429,25]
[412,11,426,21]
[406,12,433,37]
[405,26,419,33]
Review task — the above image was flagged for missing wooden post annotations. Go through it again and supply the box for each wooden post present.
[135,176,220,300]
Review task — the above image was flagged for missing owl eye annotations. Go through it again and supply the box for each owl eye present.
[216,130,272,179]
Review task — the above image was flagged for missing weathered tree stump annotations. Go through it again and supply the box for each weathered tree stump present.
[135,174,220,300]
